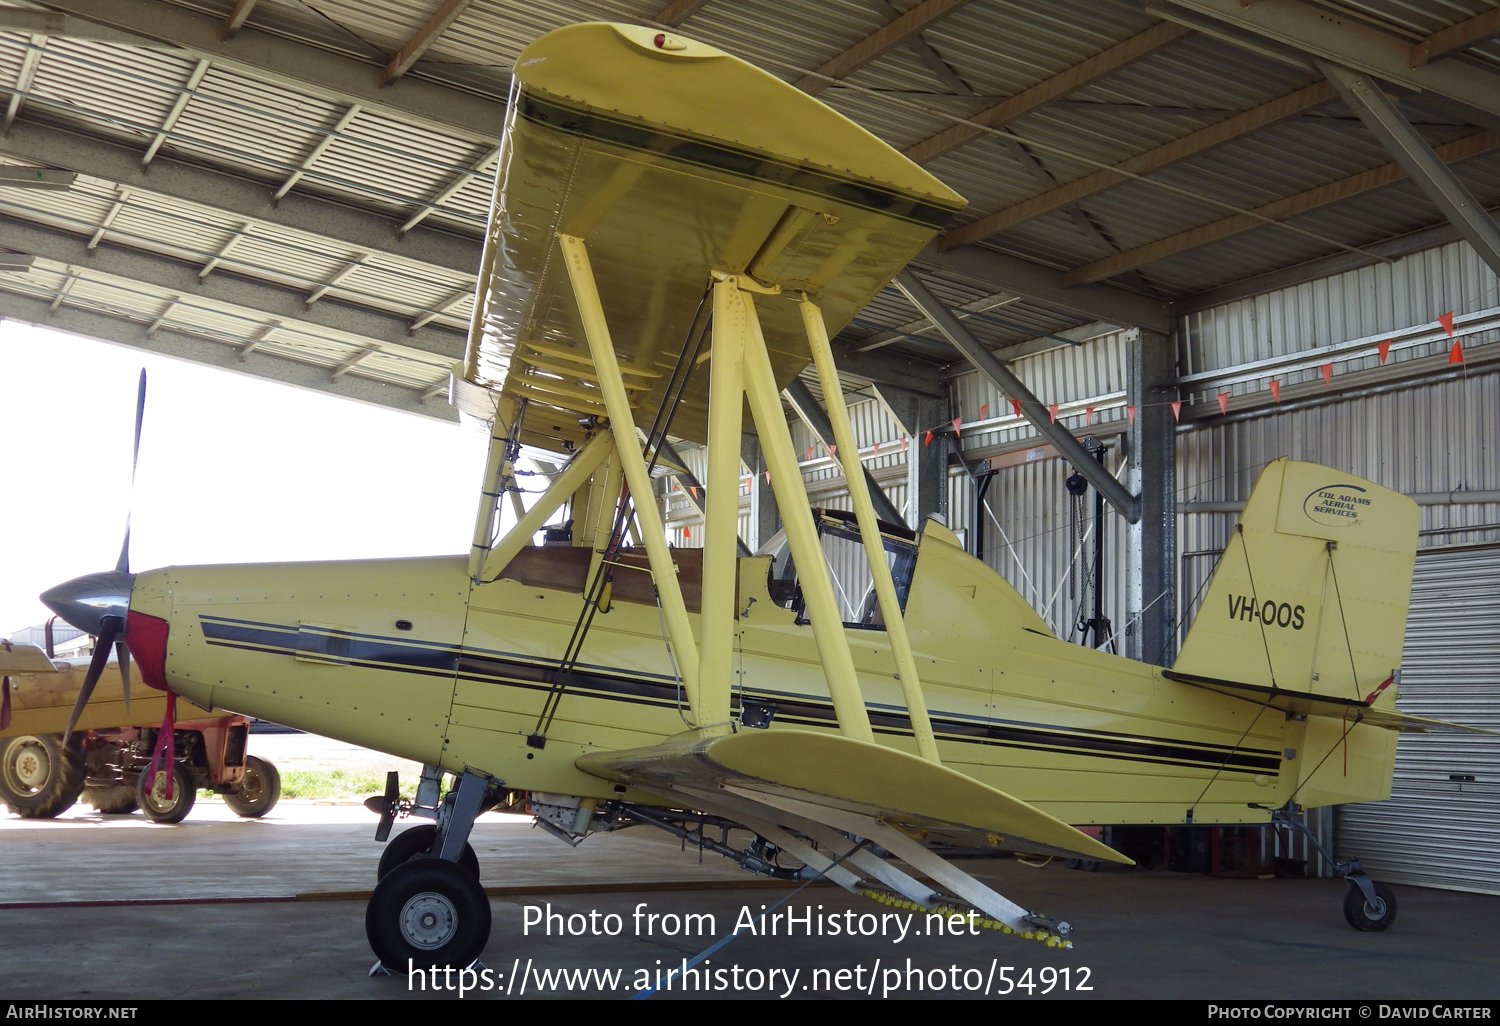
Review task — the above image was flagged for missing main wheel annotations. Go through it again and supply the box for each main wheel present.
[84,785,138,815]
[224,755,281,818]
[1343,881,1397,932]
[366,857,491,970]
[377,824,481,881]
[136,763,197,824]
[0,735,85,818]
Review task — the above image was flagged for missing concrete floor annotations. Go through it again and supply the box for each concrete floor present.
[4,799,1499,1000]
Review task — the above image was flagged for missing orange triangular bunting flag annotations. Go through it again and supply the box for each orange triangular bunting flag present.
[1010,399,1022,417]
[923,430,933,447]
[828,444,837,458]
[1126,405,1136,425]
[1085,406,1094,424]
[682,527,690,538]
[689,485,699,498]
[900,436,908,452]
[1320,363,1332,387]
[806,447,813,461]
[1217,393,1229,415]
[1439,312,1455,336]
[1269,380,1281,402]
[764,471,770,484]
[1170,401,1182,422]
[872,442,879,455]
[979,403,989,420]
[1449,341,1464,364]
[1377,340,1391,363]
[951,417,962,437]
[1048,403,1058,424]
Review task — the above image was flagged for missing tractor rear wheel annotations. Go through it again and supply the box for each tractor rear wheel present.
[0,735,85,818]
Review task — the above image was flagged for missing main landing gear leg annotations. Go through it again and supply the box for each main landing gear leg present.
[1273,805,1397,932]
[366,770,495,972]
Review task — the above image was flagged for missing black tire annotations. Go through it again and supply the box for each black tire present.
[84,785,138,815]
[136,763,197,824]
[0,735,85,818]
[378,824,481,881]
[224,755,281,818]
[1343,881,1397,932]
[366,857,491,970]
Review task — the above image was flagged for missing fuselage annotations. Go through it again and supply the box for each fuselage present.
[127,522,1392,825]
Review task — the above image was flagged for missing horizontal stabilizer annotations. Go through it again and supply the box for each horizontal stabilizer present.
[576,729,1129,864]
[1162,670,1499,735]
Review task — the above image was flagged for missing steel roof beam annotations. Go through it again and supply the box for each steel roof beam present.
[1062,129,1499,286]
[1320,61,1500,279]
[222,0,257,41]
[383,0,475,85]
[400,145,498,234]
[1412,7,1500,66]
[0,287,456,421]
[28,0,506,142]
[782,378,908,528]
[0,216,466,357]
[1154,0,1500,121]
[912,244,1173,333]
[1173,202,1500,313]
[653,1,713,27]
[895,269,1141,522]
[901,21,1190,166]
[795,0,973,96]
[0,122,482,276]
[274,104,362,201]
[142,58,210,167]
[2,33,45,133]
[940,80,1338,250]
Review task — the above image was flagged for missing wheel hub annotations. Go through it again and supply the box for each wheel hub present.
[13,745,48,790]
[400,891,458,950]
[1363,897,1388,919]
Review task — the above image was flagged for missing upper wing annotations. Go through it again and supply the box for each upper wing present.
[455,22,965,452]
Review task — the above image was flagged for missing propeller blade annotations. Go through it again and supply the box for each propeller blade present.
[116,640,131,713]
[62,615,121,744]
[115,369,147,575]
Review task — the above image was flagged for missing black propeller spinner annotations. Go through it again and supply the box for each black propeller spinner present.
[43,369,146,743]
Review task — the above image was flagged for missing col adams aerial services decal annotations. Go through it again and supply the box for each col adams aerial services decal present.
[1303,482,1372,528]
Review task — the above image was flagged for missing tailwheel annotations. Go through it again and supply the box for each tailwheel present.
[1343,880,1397,932]
[366,857,491,970]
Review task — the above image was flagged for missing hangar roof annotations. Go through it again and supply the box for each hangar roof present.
[0,0,1496,418]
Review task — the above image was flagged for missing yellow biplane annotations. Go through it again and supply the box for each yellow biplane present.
[36,22,1496,970]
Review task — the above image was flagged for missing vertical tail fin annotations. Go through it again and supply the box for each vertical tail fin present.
[1175,459,1419,702]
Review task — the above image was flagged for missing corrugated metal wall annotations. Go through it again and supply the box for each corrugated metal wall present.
[1337,544,1500,894]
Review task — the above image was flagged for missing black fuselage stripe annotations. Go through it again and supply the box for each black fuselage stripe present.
[198,616,1278,775]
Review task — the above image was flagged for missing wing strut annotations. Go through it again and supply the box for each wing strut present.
[559,234,704,724]
[801,297,939,763]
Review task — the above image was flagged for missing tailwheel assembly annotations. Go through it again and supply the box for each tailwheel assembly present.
[1343,879,1397,932]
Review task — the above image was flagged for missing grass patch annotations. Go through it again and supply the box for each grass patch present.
[277,769,419,801]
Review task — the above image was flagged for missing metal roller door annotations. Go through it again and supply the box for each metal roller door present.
[1337,543,1500,894]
